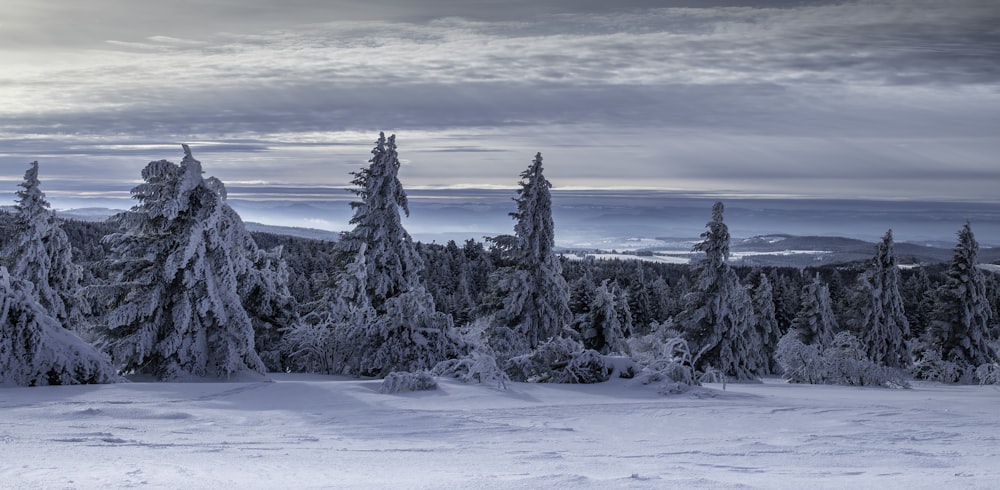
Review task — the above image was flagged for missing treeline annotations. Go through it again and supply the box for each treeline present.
[1,135,998,388]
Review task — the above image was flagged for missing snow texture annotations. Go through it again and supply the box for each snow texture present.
[1,375,997,488]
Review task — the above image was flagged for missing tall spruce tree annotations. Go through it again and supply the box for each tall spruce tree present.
[929,222,994,375]
[580,280,631,355]
[99,146,266,380]
[857,229,911,367]
[677,202,762,380]
[751,272,782,373]
[330,132,458,376]
[791,273,838,348]
[2,161,89,335]
[491,153,572,350]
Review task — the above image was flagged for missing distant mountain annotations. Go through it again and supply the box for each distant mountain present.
[579,233,1000,268]
[244,222,341,242]
[52,207,342,242]
[41,204,1000,268]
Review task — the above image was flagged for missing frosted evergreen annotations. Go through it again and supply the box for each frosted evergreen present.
[2,161,89,335]
[929,222,995,377]
[581,280,631,355]
[857,230,911,367]
[98,146,265,380]
[791,273,838,348]
[677,202,763,380]
[1,268,116,386]
[491,153,572,349]
[240,244,301,372]
[751,273,781,373]
[324,133,461,376]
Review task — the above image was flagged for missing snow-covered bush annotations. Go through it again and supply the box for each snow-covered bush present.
[975,362,1000,386]
[281,305,360,375]
[777,330,909,388]
[485,324,532,362]
[911,343,966,383]
[775,331,826,384]
[433,351,509,390]
[822,332,909,388]
[504,337,611,384]
[379,371,438,394]
[628,333,699,394]
[1,268,117,386]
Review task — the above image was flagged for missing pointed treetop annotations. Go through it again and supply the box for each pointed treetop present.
[15,160,50,216]
[21,160,40,186]
[875,228,896,269]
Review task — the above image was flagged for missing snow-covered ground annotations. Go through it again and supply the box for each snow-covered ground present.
[1,375,997,489]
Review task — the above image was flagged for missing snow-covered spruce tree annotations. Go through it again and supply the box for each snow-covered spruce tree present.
[856,230,911,368]
[1,268,116,386]
[489,153,572,351]
[98,146,266,380]
[239,239,301,372]
[580,280,631,355]
[676,202,763,380]
[924,222,995,381]
[1,161,89,336]
[751,272,782,374]
[790,273,837,348]
[327,133,460,376]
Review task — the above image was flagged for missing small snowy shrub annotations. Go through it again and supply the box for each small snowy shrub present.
[486,324,531,362]
[281,310,354,375]
[911,344,966,383]
[433,351,509,390]
[504,337,611,384]
[554,349,612,384]
[822,332,909,388]
[775,332,826,384]
[379,371,438,394]
[975,362,1000,386]
[628,333,699,393]
[777,331,909,388]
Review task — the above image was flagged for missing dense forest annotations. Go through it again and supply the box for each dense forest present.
[2,135,998,389]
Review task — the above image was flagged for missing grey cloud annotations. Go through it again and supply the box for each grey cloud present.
[2,0,998,202]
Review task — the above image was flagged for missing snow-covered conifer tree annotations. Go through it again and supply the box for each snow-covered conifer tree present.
[1,268,116,386]
[2,161,89,335]
[490,153,572,350]
[98,146,265,380]
[752,273,781,373]
[677,202,762,380]
[791,273,838,348]
[324,133,459,376]
[928,222,995,376]
[857,230,911,367]
[581,280,631,355]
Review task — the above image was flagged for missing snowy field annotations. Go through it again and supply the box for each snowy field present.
[1,375,997,489]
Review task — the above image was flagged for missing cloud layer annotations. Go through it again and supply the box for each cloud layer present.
[1,0,998,204]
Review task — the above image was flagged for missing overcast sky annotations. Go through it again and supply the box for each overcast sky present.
[1,0,998,206]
